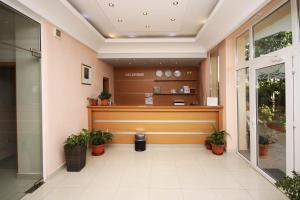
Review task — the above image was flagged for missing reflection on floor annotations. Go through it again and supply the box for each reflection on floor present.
[0,155,37,200]
[22,145,288,200]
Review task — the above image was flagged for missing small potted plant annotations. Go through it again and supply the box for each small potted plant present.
[275,171,300,200]
[204,135,212,150]
[64,129,90,172]
[210,129,227,155]
[90,130,113,156]
[98,91,112,106]
[87,97,98,106]
[259,135,270,156]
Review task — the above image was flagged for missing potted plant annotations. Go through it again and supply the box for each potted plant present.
[204,135,212,150]
[275,171,300,200]
[64,129,90,172]
[98,91,112,106]
[259,135,270,156]
[210,130,227,155]
[90,130,113,156]
[87,97,98,106]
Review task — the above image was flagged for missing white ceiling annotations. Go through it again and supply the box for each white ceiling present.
[2,0,271,61]
[67,0,218,38]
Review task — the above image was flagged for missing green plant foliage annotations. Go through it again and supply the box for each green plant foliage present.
[259,135,269,145]
[205,135,213,146]
[275,171,300,200]
[64,129,90,147]
[90,130,113,145]
[210,130,227,146]
[99,91,112,100]
[255,31,292,58]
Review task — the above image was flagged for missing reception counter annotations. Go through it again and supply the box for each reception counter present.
[87,106,223,144]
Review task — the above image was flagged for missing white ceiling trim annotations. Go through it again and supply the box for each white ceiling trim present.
[103,38,196,43]
[97,52,207,59]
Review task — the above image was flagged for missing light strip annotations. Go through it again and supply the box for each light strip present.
[94,120,216,123]
[110,132,209,135]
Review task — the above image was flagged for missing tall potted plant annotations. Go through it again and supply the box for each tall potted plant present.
[210,130,227,155]
[98,91,112,106]
[64,129,90,172]
[90,130,113,156]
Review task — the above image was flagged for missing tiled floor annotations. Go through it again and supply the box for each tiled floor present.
[22,145,288,200]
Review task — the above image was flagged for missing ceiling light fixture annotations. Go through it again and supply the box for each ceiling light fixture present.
[142,11,148,16]
[145,25,151,28]
[117,18,123,22]
[173,1,179,6]
[108,3,114,7]
[170,18,176,22]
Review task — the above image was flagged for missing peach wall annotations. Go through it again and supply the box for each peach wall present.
[41,21,114,178]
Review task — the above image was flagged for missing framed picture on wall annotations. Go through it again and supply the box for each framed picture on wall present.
[81,64,91,85]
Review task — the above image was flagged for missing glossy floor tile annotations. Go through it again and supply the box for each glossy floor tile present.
[21,145,289,200]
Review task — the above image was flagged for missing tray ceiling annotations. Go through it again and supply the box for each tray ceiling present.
[67,0,219,38]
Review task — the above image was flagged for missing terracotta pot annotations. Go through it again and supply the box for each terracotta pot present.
[89,99,98,106]
[211,144,225,155]
[91,144,105,156]
[101,99,109,106]
[205,142,212,150]
[259,144,269,156]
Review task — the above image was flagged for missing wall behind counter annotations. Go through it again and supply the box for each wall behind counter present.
[114,67,200,106]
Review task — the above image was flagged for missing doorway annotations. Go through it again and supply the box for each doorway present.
[0,2,43,200]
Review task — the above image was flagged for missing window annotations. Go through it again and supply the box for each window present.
[253,1,292,58]
[236,31,250,64]
[209,52,219,98]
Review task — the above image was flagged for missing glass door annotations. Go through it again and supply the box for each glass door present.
[252,54,294,181]
[0,2,42,200]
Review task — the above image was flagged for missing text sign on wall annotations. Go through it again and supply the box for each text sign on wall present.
[124,73,145,77]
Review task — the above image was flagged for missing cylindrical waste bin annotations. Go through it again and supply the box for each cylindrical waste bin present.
[135,133,146,151]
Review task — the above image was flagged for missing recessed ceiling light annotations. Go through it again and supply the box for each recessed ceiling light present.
[168,33,176,37]
[145,25,151,28]
[170,18,176,22]
[108,3,114,7]
[128,34,136,38]
[142,11,148,16]
[173,1,179,6]
[117,18,123,22]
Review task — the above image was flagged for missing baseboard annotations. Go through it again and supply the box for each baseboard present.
[44,162,66,181]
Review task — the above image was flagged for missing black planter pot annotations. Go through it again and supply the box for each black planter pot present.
[64,145,87,172]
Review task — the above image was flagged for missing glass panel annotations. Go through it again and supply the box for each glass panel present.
[236,31,250,64]
[256,63,286,181]
[253,1,292,58]
[0,2,42,200]
[237,68,250,160]
[209,52,219,98]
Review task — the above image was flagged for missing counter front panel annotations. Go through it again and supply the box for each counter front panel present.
[88,106,223,144]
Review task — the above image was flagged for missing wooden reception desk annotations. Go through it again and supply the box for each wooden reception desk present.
[87,106,223,144]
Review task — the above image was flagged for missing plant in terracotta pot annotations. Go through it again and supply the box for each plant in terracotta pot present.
[259,135,270,156]
[210,130,227,155]
[90,130,113,156]
[64,129,90,172]
[204,135,213,150]
[87,97,98,106]
[98,91,112,106]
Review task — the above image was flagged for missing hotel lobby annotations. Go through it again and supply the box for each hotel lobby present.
[0,0,299,199]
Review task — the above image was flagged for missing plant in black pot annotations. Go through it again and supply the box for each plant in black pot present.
[275,171,300,200]
[98,91,112,106]
[90,130,113,156]
[210,130,227,155]
[64,129,90,172]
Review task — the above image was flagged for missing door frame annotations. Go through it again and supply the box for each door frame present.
[249,47,295,182]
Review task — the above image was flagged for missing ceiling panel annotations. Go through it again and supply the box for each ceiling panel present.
[67,0,219,38]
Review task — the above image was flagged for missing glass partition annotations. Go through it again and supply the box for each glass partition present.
[237,68,250,160]
[253,1,292,58]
